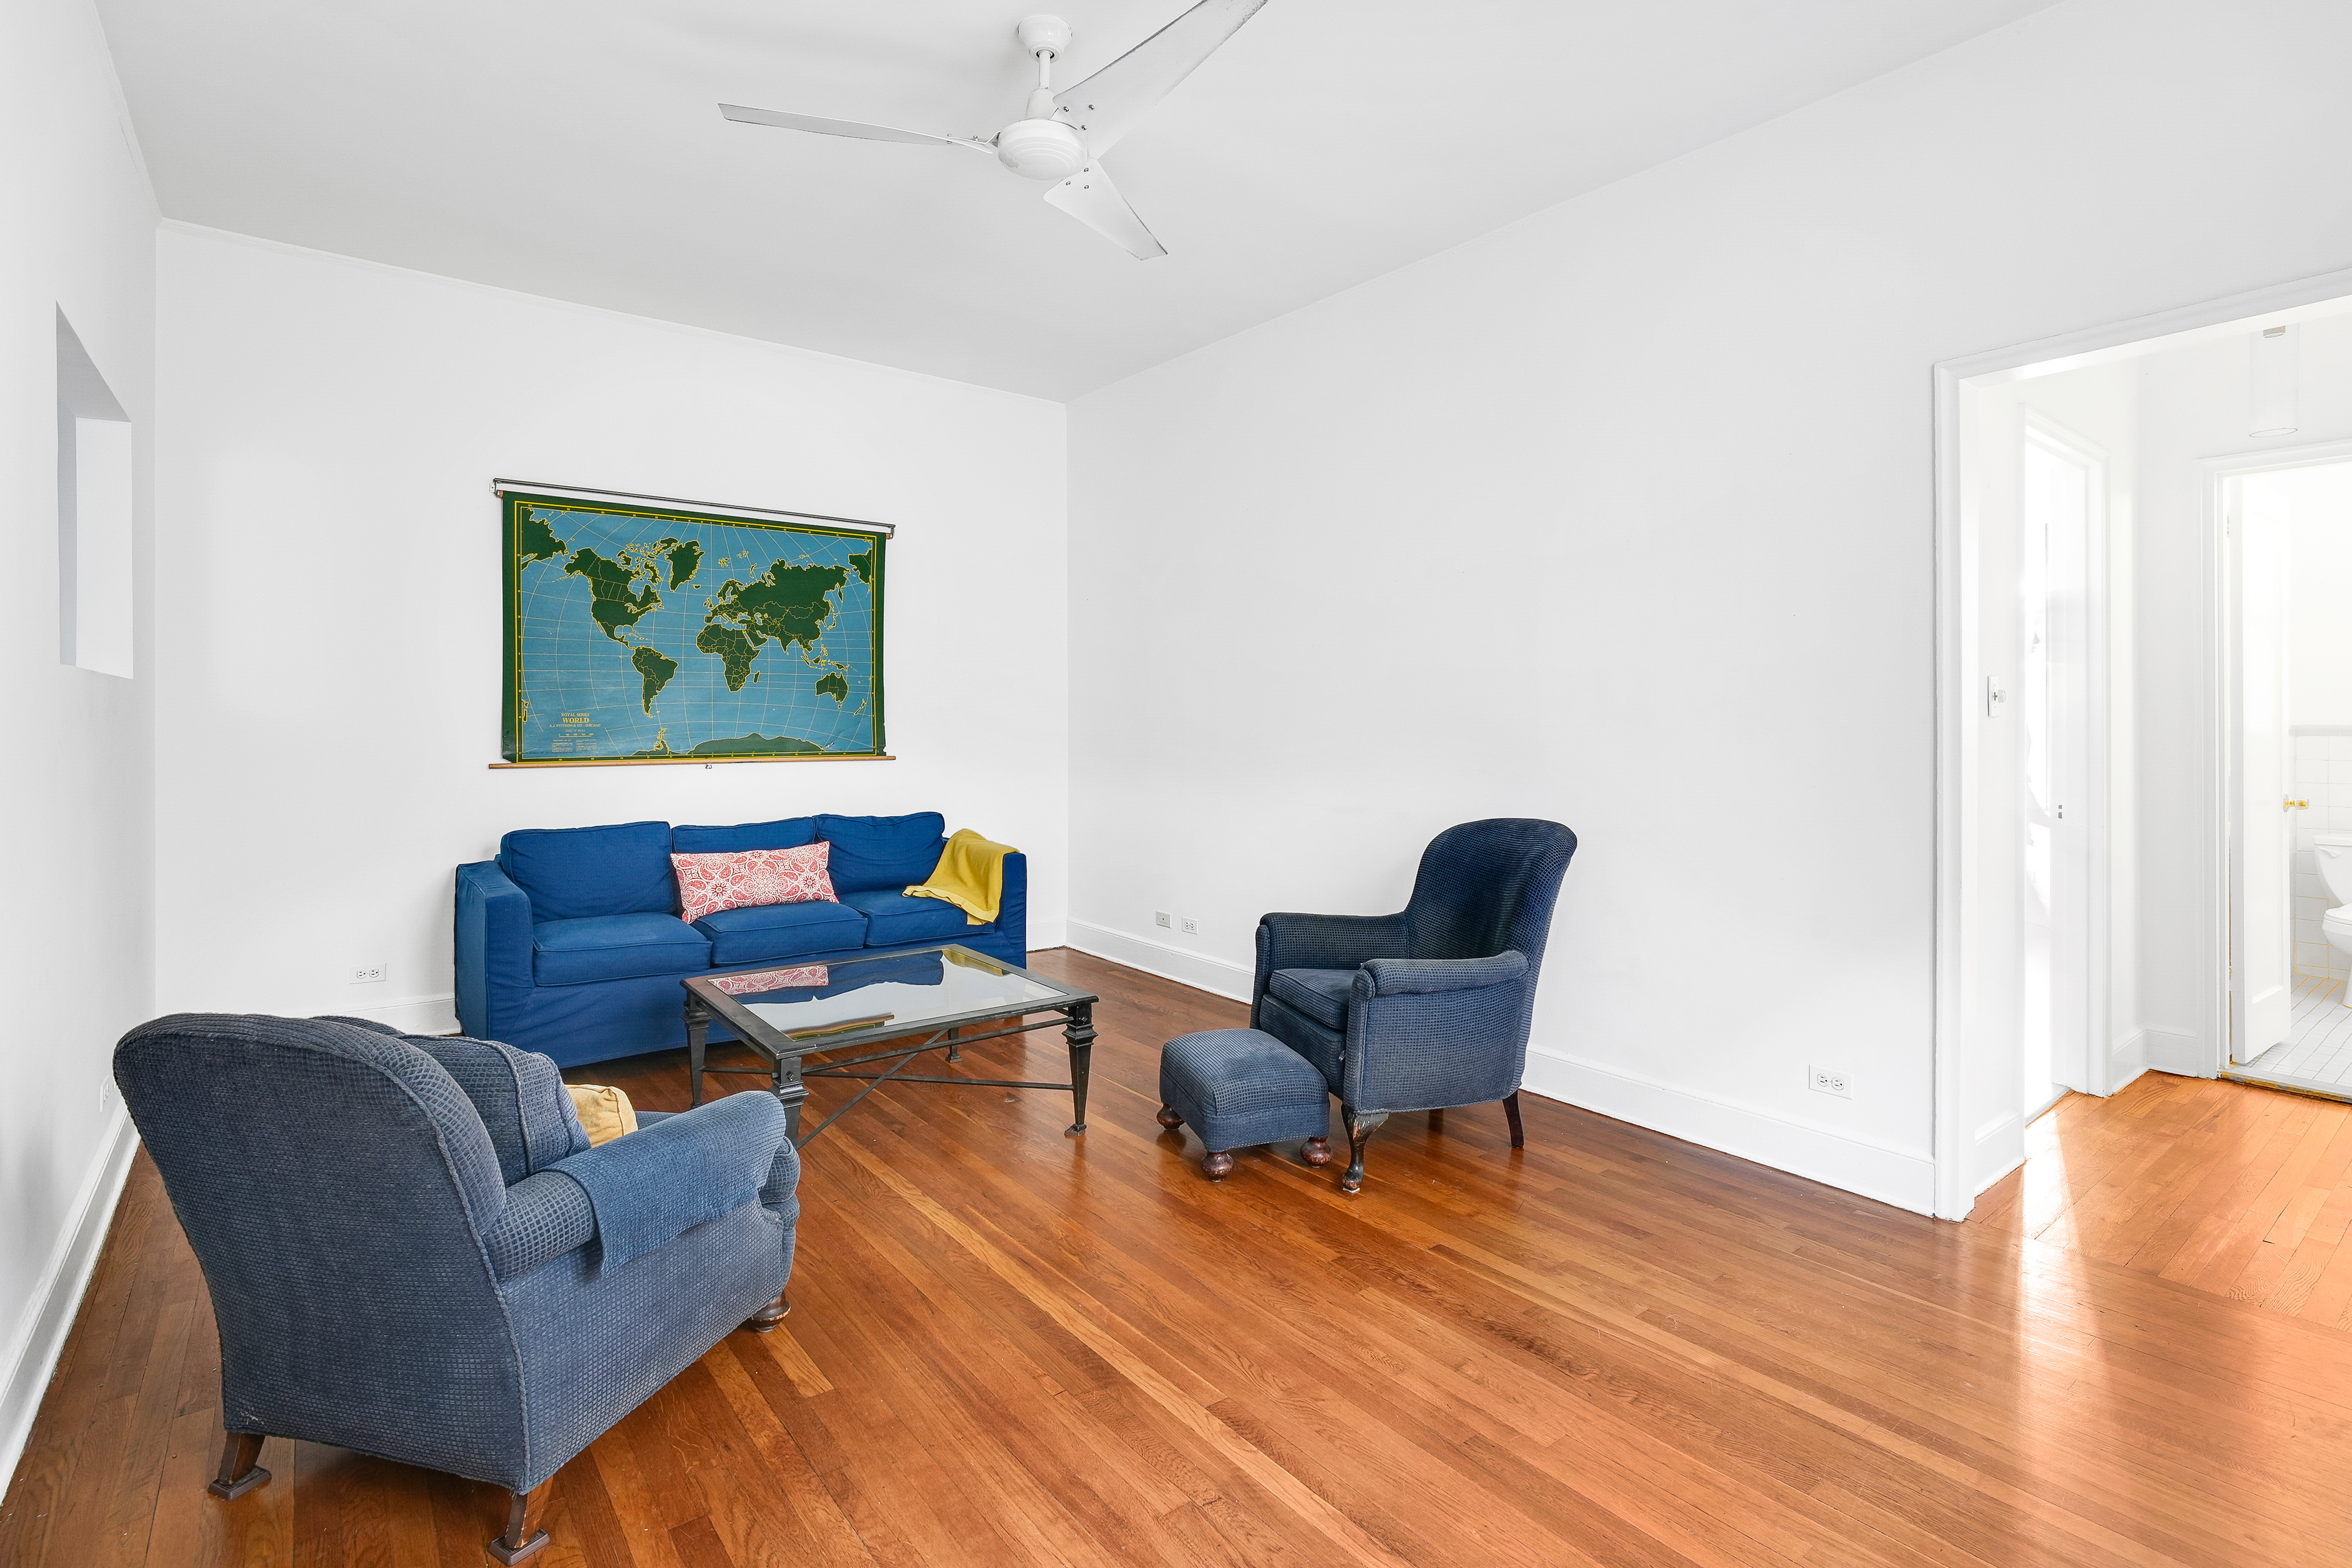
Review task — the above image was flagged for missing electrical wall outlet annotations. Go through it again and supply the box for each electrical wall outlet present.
[1809,1065,1851,1098]
[1180,917,1199,936]
[1154,911,1171,929]
[351,961,387,985]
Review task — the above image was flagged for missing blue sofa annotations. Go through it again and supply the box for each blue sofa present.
[456,811,1027,1068]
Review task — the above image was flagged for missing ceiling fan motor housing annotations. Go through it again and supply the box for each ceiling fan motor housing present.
[997,117,1086,180]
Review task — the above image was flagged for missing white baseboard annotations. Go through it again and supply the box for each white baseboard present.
[0,1107,140,1490]
[339,990,459,1035]
[1063,920,1253,1003]
[1521,1045,1936,1215]
[2106,1028,2150,1095]
[1969,1110,2025,1200]
[2141,1025,2210,1077]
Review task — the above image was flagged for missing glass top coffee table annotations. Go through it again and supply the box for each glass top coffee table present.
[680,946,1100,1147]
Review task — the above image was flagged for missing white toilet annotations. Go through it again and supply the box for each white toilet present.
[2313,833,2352,995]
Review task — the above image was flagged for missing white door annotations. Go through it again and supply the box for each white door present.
[2021,431,2092,1105]
[2234,481,2295,1063]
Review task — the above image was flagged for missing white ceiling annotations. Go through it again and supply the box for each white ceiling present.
[100,0,2055,400]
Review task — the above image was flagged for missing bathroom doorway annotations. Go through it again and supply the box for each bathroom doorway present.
[2224,456,2352,1093]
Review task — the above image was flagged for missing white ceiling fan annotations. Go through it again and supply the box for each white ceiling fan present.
[720,1,1269,260]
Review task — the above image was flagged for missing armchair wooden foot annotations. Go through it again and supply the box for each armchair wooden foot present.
[740,1292,790,1333]
[1339,1107,1387,1194]
[206,1431,269,1500]
[1504,1092,1525,1149]
[1300,1135,1332,1166]
[488,1480,553,1564]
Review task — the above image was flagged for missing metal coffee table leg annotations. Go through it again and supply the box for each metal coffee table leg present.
[1064,1001,1094,1137]
[685,997,710,1107]
[774,1049,809,1144]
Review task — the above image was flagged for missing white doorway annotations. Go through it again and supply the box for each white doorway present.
[1931,261,2352,1221]
[2222,455,2352,1091]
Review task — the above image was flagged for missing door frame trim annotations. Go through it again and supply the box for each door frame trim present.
[1931,263,2352,1220]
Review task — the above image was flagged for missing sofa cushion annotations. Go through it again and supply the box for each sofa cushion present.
[693,900,869,966]
[1267,968,1357,1031]
[841,888,977,948]
[816,812,947,892]
[532,913,710,987]
[672,817,818,855]
[500,821,676,920]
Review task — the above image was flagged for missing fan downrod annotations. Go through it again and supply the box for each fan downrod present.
[998,14,1084,180]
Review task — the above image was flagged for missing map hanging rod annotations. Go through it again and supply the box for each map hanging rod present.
[490,478,896,538]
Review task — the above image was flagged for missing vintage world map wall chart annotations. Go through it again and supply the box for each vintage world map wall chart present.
[500,491,886,764]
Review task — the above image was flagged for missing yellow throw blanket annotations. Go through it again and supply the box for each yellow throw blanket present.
[906,828,1017,925]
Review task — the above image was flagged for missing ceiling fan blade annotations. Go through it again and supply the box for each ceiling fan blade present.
[719,103,988,152]
[1042,161,1167,260]
[1052,0,1268,156]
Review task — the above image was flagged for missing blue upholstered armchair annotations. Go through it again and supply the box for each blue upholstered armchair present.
[1252,818,1577,1191]
[113,1014,800,1565]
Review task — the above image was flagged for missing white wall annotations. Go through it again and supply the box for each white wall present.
[1065,0,2352,1214]
[154,226,1068,1030]
[2285,464,2352,726]
[0,0,157,1486]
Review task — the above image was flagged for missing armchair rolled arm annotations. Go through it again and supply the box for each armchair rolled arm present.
[482,1170,598,1281]
[545,1093,788,1271]
[1359,951,1527,996]
[1342,951,1537,1113]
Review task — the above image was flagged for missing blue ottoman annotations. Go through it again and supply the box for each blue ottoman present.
[1157,1028,1333,1180]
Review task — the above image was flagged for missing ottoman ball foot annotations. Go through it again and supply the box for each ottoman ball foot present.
[1202,1150,1235,1180]
[1156,1104,1185,1130]
[1301,1136,1332,1167]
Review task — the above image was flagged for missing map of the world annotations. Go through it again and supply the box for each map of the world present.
[500,493,886,764]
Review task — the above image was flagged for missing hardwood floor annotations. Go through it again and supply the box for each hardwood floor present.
[1970,1064,2352,1325]
[13,955,2352,1565]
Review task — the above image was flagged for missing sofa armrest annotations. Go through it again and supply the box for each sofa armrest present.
[1360,952,1527,995]
[996,851,1029,953]
[1253,912,1410,1025]
[546,1093,788,1271]
[481,1169,598,1281]
[455,861,534,1040]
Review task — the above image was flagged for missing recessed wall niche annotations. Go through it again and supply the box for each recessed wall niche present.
[56,309,132,678]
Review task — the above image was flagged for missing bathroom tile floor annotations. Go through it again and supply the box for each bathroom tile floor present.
[2244,974,2352,1091]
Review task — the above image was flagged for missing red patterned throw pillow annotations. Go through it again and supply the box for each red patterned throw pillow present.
[671,844,838,922]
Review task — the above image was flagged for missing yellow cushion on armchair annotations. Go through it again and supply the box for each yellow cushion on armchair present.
[565,1083,639,1146]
